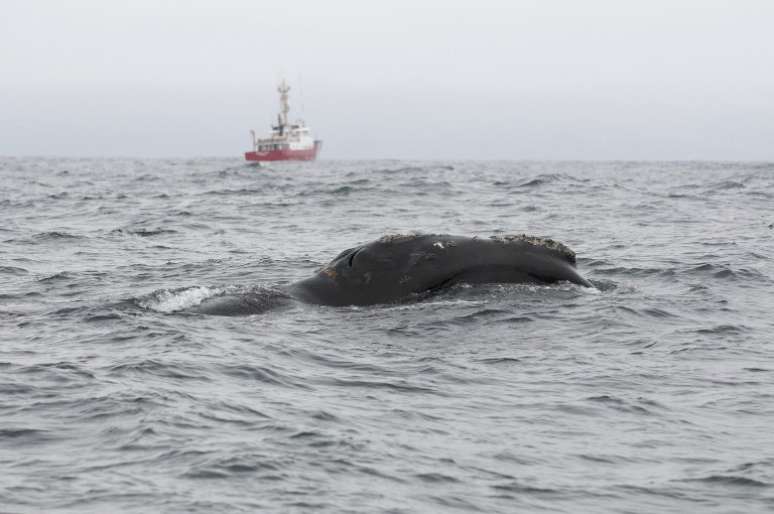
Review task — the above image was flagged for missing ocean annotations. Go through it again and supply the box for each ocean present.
[1,158,773,513]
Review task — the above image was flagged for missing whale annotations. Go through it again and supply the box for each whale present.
[192,233,592,314]
[288,233,592,306]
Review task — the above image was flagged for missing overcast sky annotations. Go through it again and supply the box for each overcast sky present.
[2,0,773,159]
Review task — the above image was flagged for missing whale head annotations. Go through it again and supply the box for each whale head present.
[288,233,592,306]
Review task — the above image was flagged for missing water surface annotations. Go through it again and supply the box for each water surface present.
[2,158,773,513]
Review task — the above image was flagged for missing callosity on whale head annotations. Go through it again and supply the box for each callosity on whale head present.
[287,233,593,306]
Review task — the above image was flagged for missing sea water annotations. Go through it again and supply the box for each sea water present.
[1,158,773,513]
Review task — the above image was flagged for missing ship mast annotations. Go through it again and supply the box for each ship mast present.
[278,79,291,129]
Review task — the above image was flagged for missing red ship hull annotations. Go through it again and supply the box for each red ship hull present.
[245,141,322,162]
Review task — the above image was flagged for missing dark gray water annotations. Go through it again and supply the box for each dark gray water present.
[2,158,774,513]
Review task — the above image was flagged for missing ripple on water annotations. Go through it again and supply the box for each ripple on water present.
[680,475,770,488]
[110,227,179,237]
[218,363,308,389]
[0,266,28,275]
[0,428,56,445]
[107,359,211,382]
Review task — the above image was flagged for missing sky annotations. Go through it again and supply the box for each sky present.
[1,0,773,160]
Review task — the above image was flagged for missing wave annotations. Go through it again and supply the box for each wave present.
[318,377,443,395]
[685,263,767,281]
[38,271,77,283]
[708,180,745,190]
[448,308,528,325]
[680,475,769,487]
[326,185,355,195]
[586,395,657,415]
[218,364,309,389]
[515,173,587,188]
[591,261,770,283]
[135,285,291,315]
[136,286,220,313]
[35,231,83,240]
[491,480,558,494]
[0,427,56,444]
[373,165,430,174]
[414,472,460,483]
[518,176,556,187]
[107,359,210,381]
[475,357,522,365]
[0,266,28,275]
[5,231,86,244]
[202,187,269,196]
[18,361,96,381]
[296,183,384,197]
[111,227,179,237]
[695,324,748,335]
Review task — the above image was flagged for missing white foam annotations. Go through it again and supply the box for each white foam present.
[138,286,220,313]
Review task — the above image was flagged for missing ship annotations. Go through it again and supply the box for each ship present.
[244,80,322,163]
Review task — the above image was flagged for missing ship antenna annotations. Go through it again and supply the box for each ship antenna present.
[278,79,291,129]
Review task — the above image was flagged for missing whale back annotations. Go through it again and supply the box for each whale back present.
[288,233,592,306]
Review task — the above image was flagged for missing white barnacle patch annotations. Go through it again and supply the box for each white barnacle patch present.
[490,233,576,261]
[378,233,421,244]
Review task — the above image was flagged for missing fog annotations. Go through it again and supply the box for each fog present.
[2,0,773,159]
